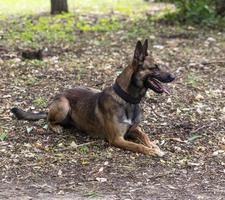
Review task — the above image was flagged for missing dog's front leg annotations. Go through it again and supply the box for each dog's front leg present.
[128,127,165,157]
[105,122,156,155]
[111,136,161,156]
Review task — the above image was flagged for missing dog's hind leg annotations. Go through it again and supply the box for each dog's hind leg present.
[47,96,70,134]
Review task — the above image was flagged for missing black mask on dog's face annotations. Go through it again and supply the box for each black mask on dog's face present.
[132,40,175,94]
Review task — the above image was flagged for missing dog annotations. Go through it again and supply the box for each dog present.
[11,39,175,157]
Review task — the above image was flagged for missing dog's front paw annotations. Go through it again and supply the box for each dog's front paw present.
[48,124,63,134]
[155,149,166,157]
[149,143,166,157]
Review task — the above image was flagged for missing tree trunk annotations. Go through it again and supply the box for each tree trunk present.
[215,0,225,16]
[51,0,68,15]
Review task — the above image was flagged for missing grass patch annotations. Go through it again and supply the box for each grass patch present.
[29,60,46,67]
[77,17,121,32]
[157,1,225,29]
[186,73,202,88]
[0,0,150,18]
[84,191,98,198]
[79,146,90,154]
[5,13,75,48]
[24,76,39,86]
[33,97,48,108]
[0,0,168,48]
[0,0,50,15]
[0,130,8,141]
[125,20,155,40]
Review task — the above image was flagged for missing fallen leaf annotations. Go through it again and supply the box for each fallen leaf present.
[98,167,104,173]
[195,94,204,101]
[43,124,48,129]
[96,177,107,182]
[153,45,164,49]
[220,144,225,151]
[26,127,34,134]
[212,150,225,156]
[58,169,62,176]
[70,141,78,148]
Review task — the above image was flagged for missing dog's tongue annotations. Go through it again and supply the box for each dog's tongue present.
[162,85,170,94]
[151,78,170,94]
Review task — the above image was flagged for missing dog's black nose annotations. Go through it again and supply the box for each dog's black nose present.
[167,74,175,82]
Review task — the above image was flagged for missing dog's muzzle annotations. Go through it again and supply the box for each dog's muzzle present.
[144,73,175,94]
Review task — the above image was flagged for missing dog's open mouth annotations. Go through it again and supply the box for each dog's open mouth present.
[146,78,170,94]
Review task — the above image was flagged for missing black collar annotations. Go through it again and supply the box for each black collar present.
[112,82,142,104]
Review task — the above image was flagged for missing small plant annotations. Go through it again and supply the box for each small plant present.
[186,73,201,88]
[126,20,152,39]
[0,131,8,141]
[84,191,97,198]
[33,97,48,108]
[79,145,89,154]
[24,76,38,86]
[161,0,225,28]
[76,17,121,32]
[6,13,76,48]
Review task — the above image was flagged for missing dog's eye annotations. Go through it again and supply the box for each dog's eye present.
[148,64,160,71]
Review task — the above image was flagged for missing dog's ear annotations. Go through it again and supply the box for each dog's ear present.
[143,39,148,56]
[133,40,143,61]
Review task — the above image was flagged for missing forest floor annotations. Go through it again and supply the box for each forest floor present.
[0,1,225,200]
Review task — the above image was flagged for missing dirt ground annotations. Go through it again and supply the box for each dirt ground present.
[0,7,225,200]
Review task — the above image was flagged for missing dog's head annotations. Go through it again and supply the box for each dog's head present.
[131,40,175,94]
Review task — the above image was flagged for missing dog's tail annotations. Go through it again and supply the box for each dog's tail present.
[11,107,47,121]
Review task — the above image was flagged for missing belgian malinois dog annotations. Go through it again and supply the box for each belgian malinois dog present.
[11,39,175,157]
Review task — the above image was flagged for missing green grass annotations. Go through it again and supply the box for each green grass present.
[84,191,98,198]
[0,0,49,15]
[158,1,225,28]
[79,146,90,154]
[74,0,149,17]
[0,0,155,48]
[6,13,75,48]
[77,17,121,32]
[0,1,177,50]
[186,73,202,88]
[33,97,48,108]
[0,130,8,141]
[0,0,150,17]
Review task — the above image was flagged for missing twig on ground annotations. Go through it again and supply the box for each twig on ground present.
[149,104,162,118]
[189,60,225,66]
[148,171,173,180]
[167,137,187,143]
[201,60,225,65]
[190,122,215,134]
[57,141,97,152]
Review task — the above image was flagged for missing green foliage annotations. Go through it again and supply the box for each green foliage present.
[186,73,202,88]
[188,135,203,142]
[0,0,150,18]
[76,17,121,32]
[79,146,90,154]
[0,131,8,141]
[33,97,48,108]
[84,191,97,198]
[162,0,225,28]
[176,0,215,24]
[7,14,75,48]
[24,76,38,86]
[126,20,154,40]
